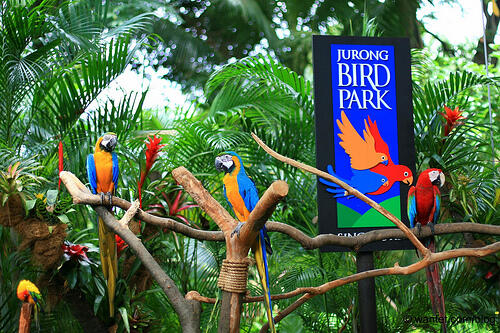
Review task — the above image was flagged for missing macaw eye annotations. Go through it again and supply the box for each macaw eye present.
[404,172,409,176]
[381,156,386,160]
[381,178,386,183]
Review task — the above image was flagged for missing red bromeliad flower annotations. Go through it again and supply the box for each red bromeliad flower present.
[138,134,165,208]
[440,105,466,137]
[115,235,128,256]
[147,186,199,228]
[62,241,92,265]
[58,141,64,191]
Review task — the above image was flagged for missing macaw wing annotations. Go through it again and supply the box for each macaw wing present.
[112,152,119,192]
[337,112,369,166]
[238,174,259,213]
[29,290,41,305]
[366,116,392,164]
[407,186,416,228]
[86,154,97,194]
[433,187,441,223]
[337,111,386,170]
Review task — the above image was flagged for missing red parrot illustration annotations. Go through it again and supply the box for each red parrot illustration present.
[365,116,413,194]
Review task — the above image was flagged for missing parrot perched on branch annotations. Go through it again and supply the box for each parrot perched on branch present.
[17,279,42,328]
[215,152,275,333]
[407,168,447,332]
[87,133,119,317]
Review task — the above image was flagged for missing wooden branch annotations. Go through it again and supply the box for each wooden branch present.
[238,180,288,246]
[119,200,139,227]
[188,242,500,305]
[59,171,224,242]
[251,133,428,255]
[60,172,500,251]
[266,221,500,251]
[171,167,236,235]
[18,303,32,333]
[94,207,201,333]
[258,241,500,331]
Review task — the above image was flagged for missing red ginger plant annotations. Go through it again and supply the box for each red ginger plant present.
[138,134,165,209]
[440,105,466,137]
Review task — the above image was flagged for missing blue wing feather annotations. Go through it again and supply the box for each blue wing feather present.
[433,190,441,223]
[407,186,416,228]
[86,154,97,194]
[237,172,259,212]
[112,152,119,192]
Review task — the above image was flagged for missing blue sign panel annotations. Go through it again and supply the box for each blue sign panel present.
[313,36,416,251]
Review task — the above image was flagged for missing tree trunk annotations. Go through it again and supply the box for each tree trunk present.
[473,1,500,66]
[218,291,243,333]
[19,303,32,333]
[395,0,423,49]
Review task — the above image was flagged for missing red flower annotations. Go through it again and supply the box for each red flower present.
[440,105,466,137]
[116,235,128,257]
[485,271,494,279]
[58,141,64,191]
[138,134,165,208]
[62,241,92,265]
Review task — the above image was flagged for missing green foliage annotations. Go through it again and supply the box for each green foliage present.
[0,152,45,205]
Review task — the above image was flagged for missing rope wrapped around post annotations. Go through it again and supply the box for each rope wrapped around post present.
[217,258,254,293]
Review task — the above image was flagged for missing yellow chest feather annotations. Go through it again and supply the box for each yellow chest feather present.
[223,173,250,221]
[94,151,115,193]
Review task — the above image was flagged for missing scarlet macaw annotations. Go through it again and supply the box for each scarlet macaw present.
[408,168,447,332]
[17,279,42,327]
[215,152,275,333]
[337,110,388,170]
[319,164,389,198]
[87,133,119,317]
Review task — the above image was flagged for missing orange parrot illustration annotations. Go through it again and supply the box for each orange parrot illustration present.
[337,110,388,170]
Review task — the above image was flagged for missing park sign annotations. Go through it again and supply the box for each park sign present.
[313,36,416,252]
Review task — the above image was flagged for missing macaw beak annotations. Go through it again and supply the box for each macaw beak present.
[101,135,117,152]
[432,172,445,187]
[402,176,413,186]
[383,180,389,187]
[215,155,234,173]
[382,160,389,166]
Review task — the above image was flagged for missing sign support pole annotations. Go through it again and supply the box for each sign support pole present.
[357,251,377,332]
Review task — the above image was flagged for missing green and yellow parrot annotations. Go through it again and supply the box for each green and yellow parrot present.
[215,152,275,332]
[87,133,119,317]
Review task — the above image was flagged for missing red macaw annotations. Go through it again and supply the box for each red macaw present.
[408,168,447,332]
[17,279,42,327]
[87,133,119,317]
[365,116,413,194]
[215,152,275,333]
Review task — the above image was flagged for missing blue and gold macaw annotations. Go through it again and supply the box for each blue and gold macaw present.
[215,152,275,332]
[87,133,119,317]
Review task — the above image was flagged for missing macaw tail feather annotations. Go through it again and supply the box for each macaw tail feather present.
[255,234,275,333]
[34,304,40,332]
[425,238,447,332]
[98,217,117,317]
